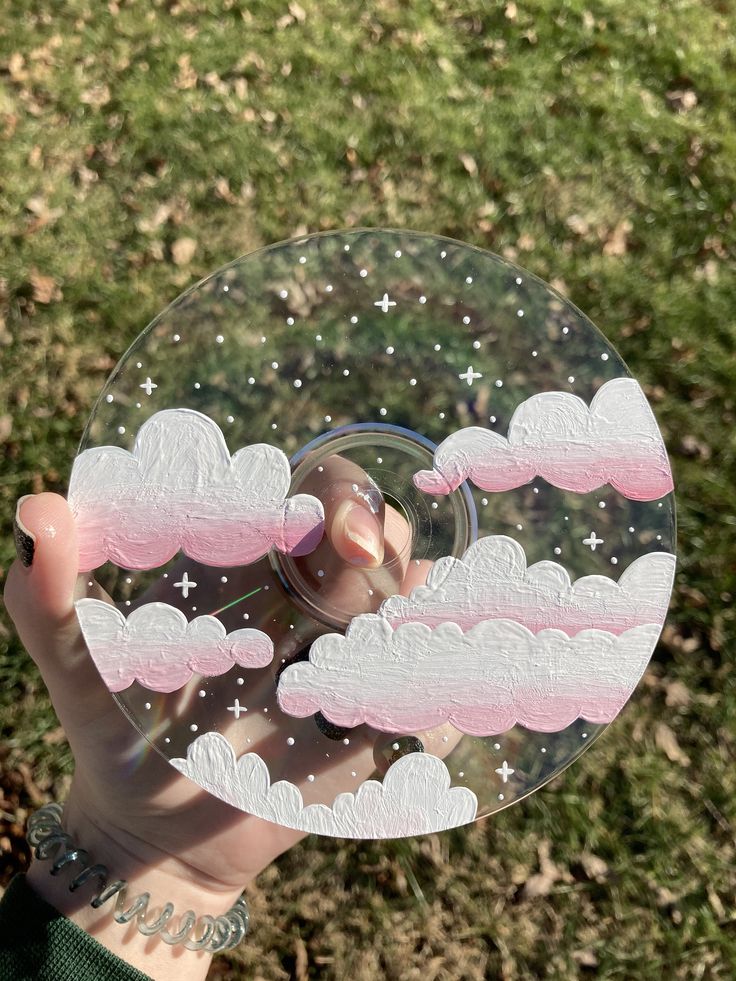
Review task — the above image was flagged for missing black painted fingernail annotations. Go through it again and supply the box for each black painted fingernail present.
[314,711,351,741]
[13,496,35,568]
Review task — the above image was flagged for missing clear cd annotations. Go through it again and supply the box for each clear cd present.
[69,229,676,839]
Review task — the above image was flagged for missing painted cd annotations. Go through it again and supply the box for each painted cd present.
[70,229,676,839]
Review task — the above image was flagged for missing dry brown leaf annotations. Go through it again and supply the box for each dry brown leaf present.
[30,269,62,304]
[0,415,12,442]
[666,87,698,113]
[603,218,633,257]
[655,721,690,766]
[573,949,598,968]
[521,839,565,899]
[80,83,111,107]
[664,679,692,708]
[580,852,609,882]
[289,1,306,21]
[176,54,197,90]
[171,237,197,266]
[294,936,308,980]
[459,153,478,176]
[505,2,518,20]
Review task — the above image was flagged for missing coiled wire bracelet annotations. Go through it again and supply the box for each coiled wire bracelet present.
[27,802,249,953]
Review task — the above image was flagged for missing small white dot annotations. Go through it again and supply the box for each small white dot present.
[194,382,201,389]
[199,689,206,698]
[216,334,224,344]
[279,289,288,299]
[442,735,449,743]
[307,774,315,782]
[392,742,400,750]
[144,702,151,710]
[324,414,332,423]
[359,268,368,278]
[481,497,488,506]
[164,737,170,744]
[343,368,350,376]
[220,576,228,583]
[136,402,142,408]
[409,378,417,386]
[351,770,357,777]
[601,352,609,361]
[498,793,505,801]
[325,284,333,293]
[124,600,131,606]
[293,379,302,388]
[541,747,547,753]
[473,340,481,350]
[380,407,387,416]
[248,377,255,384]
[564,515,569,521]
[117,426,126,435]
[386,346,395,355]
[223,284,229,292]
[465,276,473,284]
[495,379,503,388]
[517,309,524,318]
[582,732,588,739]
[242,614,249,620]
[351,483,359,492]
[598,501,606,509]
[656,534,662,541]
[489,416,496,423]
[344,244,350,252]
[431,502,439,510]
[629,526,635,533]
[462,315,471,325]
[317,569,325,577]
[272,361,279,369]
[533,487,539,494]
[343,738,350,745]
[190,724,198,732]
[515,276,522,285]
[562,326,569,334]
[316,334,322,341]
[299,255,307,264]
[434,343,441,351]
[287,316,294,326]
[568,375,575,383]
[350,315,358,324]
[191,606,197,611]
[125,577,132,584]
[494,743,501,750]
[516,523,523,531]
[394,249,402,258]
[105,394,114,403]
[531,350,538,357]
[287,737,295,745]
[317,465,324,472]
[419,295,427,304]
[173,334,180,342]
[440,250,447,258]
[226,415,234,423]
[459,771,465,778]
[439,411,446,419]
[271,423,278,430]
[554,547,562,555]
[658,502,663,508]
[611,557,618,565]
[261,336,267,343]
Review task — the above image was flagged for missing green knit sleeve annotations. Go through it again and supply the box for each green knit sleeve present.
[0,874,153,981]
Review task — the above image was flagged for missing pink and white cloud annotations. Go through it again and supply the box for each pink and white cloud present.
[68,409,325,572]
[413,378,673,501]
[171,731,478,838]
[380,536,676,635]
[277,616,662,736]
[76,599,273,693]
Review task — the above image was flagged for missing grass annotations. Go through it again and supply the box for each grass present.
[1,0,735,977]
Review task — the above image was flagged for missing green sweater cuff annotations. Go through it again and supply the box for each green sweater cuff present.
[0,873,152,981]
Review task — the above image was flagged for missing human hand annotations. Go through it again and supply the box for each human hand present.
[3,456,449,978]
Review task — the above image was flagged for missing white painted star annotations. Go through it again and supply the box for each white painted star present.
[227,699,245,720]
[173,572,197,598]
[139,377,158,396]
[459,365,483,386]
[582,532,604,552]
[495,761,515,783]
[374,292,396,313]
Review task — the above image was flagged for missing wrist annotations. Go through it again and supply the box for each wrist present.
[26,792,245,981]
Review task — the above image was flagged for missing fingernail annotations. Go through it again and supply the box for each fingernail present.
[339,500,384,567]
[13,495,36,568]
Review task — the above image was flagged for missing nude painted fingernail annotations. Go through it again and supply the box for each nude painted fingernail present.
[13,495,36,568]
[338,500,384,567]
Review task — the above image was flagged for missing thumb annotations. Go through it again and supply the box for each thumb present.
[5,493,106,701]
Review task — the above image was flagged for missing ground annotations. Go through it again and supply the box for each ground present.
[1,1,735,978]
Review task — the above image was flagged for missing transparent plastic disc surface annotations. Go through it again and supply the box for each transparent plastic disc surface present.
[73,229,676,839]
